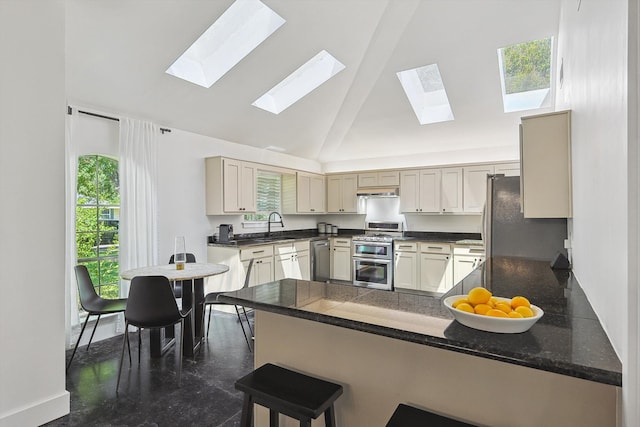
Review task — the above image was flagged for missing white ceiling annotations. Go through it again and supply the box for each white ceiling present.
[66,0,561,164]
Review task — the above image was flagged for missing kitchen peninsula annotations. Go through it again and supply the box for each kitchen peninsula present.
[219,257,621,427]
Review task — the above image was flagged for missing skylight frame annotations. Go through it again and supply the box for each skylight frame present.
[497,37,554,113]
[252,50,346,115]
[396,63,455,125]
[165,0,286,88]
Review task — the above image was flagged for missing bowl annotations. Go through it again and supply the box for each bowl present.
[443,295,544,333]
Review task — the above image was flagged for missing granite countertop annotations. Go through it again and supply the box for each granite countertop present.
[219,256,621,386]
[207,229,363,247]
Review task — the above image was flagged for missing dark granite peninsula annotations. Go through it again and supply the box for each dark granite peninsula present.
[219,256,621,427]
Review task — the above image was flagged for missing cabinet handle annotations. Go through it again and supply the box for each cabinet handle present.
[397,245,413,248]
[427,246,442,250]
[252,250,265,254]
[459,260,474,264]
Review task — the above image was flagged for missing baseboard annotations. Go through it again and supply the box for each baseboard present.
[0,391,70,427]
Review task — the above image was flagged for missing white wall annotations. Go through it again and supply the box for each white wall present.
[556,0,628,362]
[556,0,635,425]
[0,1,69,425]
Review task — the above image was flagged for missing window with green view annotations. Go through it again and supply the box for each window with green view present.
[244,170,282,221]
[76,155,120,299]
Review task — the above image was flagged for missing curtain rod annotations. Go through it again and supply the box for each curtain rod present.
[67,106,172,134]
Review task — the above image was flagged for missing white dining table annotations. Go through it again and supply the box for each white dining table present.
[121,262,229,357]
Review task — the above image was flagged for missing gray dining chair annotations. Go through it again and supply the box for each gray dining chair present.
[203,259,254,350]
[116,275,192,392]
[67,265,129,371]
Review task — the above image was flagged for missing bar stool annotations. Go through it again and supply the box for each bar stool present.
[386,404,477,427]
[235,363,343,427]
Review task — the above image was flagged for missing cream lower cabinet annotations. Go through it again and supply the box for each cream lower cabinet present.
[330,238,352,281]
[274,241,310,280]
[241,245,274,287]
[453,245,485,285]
[394,242,452,293]
[393,242,418,290]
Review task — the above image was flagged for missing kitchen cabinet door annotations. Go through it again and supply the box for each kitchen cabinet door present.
[296,172,325,213]
[296,250,310,280]
[223,158,256,213]
[394,250,418,290]
[327,174,358,213]
[453,255,484,285]
[463,165,494,213]
[419,168,441,213]
[494,162,520,177]
[440,167,463,213]
[244,256,274,287]
[520,110,572,218]
[400,170,420,212]
[331,244,351,281]
[420,253,453,293]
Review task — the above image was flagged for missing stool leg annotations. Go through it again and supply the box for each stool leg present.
[324,405,337,427]
[240,394,254,427]
[269,409,279,427]
[300,417,311,427]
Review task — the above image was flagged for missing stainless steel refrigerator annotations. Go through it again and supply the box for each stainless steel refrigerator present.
[484,175,568,261]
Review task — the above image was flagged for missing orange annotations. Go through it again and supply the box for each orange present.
[495,302,513,314]
[452,298,470,308]
[486,309,509,318]
[508,311,524,318]
[511,296,531,309]
[515,306,534,318]
[474,303,492,315]
[467,287,492,305]
[456,303,475,314]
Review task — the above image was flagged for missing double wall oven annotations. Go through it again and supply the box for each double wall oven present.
[352,221,403,290]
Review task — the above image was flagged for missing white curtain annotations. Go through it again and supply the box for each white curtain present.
[119,117,160,299]
[64,108,80,348]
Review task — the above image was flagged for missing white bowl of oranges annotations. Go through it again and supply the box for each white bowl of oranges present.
[443,287,544,333]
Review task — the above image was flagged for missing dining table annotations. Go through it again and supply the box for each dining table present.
[120,262,229,358]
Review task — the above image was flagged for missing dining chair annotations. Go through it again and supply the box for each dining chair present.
[67,265,129,371]
[116,275,192,392]
[203,259,254,350]
[168,252,198,298]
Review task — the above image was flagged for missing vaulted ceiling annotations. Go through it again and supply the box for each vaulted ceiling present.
[66,0,560,164]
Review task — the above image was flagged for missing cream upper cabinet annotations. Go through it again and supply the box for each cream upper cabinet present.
[463,165,494,213]
[358,171,400,187]
[296,172,325,213]
[205,157,256,215]
[440,167,463,213]
[494,162,520,177]
[520,110,572,218]
[327,174,358,213]
[400,168,441,213]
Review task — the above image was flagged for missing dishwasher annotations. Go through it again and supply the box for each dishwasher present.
[311,238,331,282]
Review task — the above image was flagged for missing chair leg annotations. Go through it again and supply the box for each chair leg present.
[206,304,213,341]
[126,328,132,364]
[240,393,254,427]
[324,405,337,427]
[86,314,102,351]
[269,409,279,427]
[241,306,254,337]
[116,321,129,393]
[177,319,184,387]
[66,314,91,371]
[138,328,142,364]
[234,305,252,351]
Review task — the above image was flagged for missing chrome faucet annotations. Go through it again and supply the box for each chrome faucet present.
[267,211,284,236]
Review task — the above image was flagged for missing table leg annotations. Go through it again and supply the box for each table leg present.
[181,278,205,357]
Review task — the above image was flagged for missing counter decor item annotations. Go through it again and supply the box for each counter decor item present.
[443,295,544,333]
[174,236,186,270]
[317,222,326,233]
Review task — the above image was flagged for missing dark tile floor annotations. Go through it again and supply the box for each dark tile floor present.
[45,311,254,427]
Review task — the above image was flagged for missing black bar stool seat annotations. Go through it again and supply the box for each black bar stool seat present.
[235,363,343,427]
[386,404,477,427]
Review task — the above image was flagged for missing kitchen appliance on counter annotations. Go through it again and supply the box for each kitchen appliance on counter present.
[218,224,234,243]
[351,221,403,290]
[484,175,567,261]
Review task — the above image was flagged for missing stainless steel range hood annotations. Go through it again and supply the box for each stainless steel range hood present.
[356,187,399,197]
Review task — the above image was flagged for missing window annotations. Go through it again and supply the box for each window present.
[497,37,553,112]
[76,155,120,299]
[244,170,282,221]
[397,63,454,125]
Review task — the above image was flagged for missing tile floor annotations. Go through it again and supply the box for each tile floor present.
[45,311,254,426]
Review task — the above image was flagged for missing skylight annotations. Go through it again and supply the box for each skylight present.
[252,50,345,114]
[397,64,454,125]
[497,37,553,112]
[165,0,285,88]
